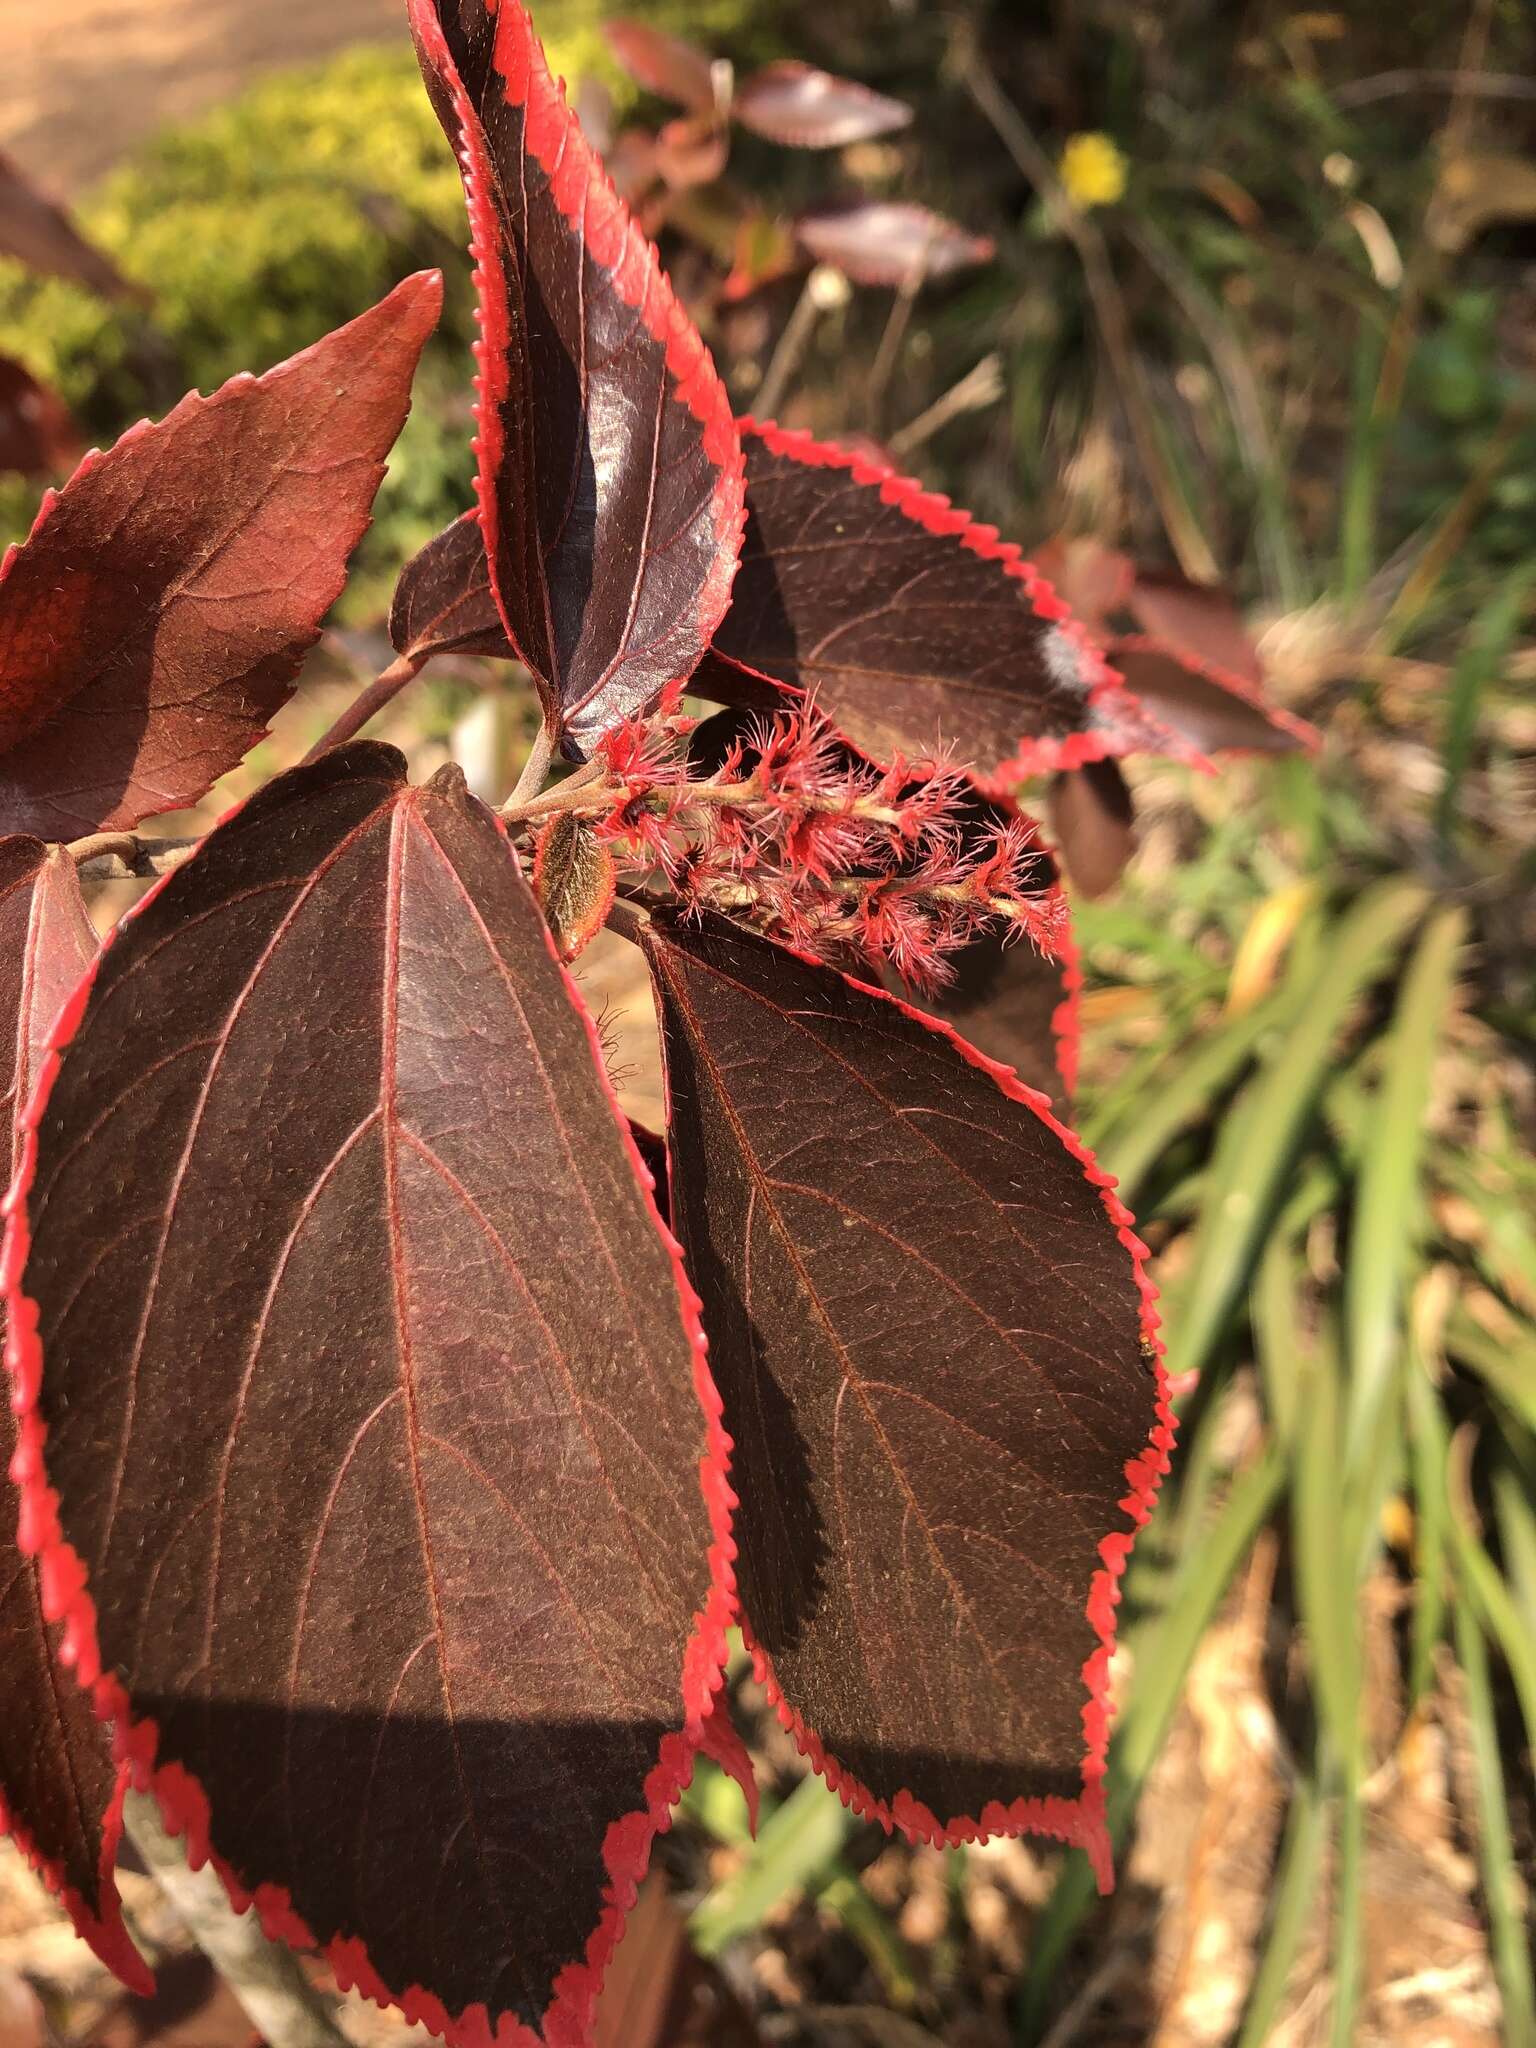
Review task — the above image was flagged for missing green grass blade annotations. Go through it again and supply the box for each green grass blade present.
[1293,1332,1362,1774]
[1093,983,1302,1207]
[1334,318,1389,605]
[1453,1598,1536,2043]
[679,1763,918,1998]
[1344,906,1468,1465]
[1404,1360,1450,1707]
[1168,879,1427,1389]
[1445,1313,1536,1436]
[1447,1491,1536,1756]
[818,1872,921,2008]
[1014,1447,1287,2042]
[1492,1448,1536,1643]
[1436,567,1534,851]
[1329,1752,1366,2048]
[689,1773,860,1958]
[1235,1769,1326,2048]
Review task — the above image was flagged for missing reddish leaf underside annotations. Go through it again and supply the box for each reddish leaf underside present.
[0,356,84,479]
[0,274,442,841]
[1105,637,1322,758]
[390,510,529,664]
[4,744,734,2048]
[1030,539,1321,760]
[1047,758,1139,901]
[793,202,994,285]
[731,63,912,150]
[0,149,144,305]
[410,0,745,759]
[689,420,1190,778]
[602,20,717,117]
[638,912,1171,1882]
[0,840,147,1993]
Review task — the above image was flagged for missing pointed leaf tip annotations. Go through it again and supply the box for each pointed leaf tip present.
[411,0,745,759]
[0,273,442,841]
[7,746,735,2045]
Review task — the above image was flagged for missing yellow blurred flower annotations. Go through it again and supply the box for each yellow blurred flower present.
[1059,132,1128,210]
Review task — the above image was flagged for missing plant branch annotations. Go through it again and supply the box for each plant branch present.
[755,266,847,419]
[299,651,427,766]
[67,832,201,880]
[503,765,910,833]
[121,1792,348,2048]
[888,353,1004,458]
[866,267,925,433]
[505,719,557,810]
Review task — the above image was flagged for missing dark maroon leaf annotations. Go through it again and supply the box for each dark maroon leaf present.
[1028,545,1321,759]
[533,811,617,962]
[602,20,718,117]
[0,840,147,1993]
[0,273,442,842]
[0,149,145,305]
[639,911,1171,1874]
[907,913,1081,1117]
[691,420,1188,777]
[410,0,745,759]
[1125,572,1264,685]
[389,510,523,663]
[1048,758,1138,899]
[0,357,84,479]
[1106,637,1321,757]
[6,743,734,2045]
[733,62,912,150]
[794,201,993,285]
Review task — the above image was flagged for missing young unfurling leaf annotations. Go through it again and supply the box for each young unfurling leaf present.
[640,911,1171,1880]
[410,0,745,759]
[0,274,442,840]
[534,811,618,962]
[6,745,734,2047]
[0,841,147,1994]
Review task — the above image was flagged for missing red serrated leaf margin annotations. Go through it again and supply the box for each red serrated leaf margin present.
[675,949,1172,1892]
[410,0,745,756]
[1,776,737,2048]
[0,845,148,1994]
[717,418,1200,781]
[1050,906,1085,1102]
[1107,633,1322,758]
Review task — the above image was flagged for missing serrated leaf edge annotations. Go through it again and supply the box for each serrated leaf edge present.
[1,752,738,2048]
[710,417,1204,781]
[649,928,1173,1894]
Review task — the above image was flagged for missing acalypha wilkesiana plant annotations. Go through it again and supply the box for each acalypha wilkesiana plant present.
[0,3,1316,2041]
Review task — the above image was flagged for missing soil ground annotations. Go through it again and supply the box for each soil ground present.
[0,0,400,193]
